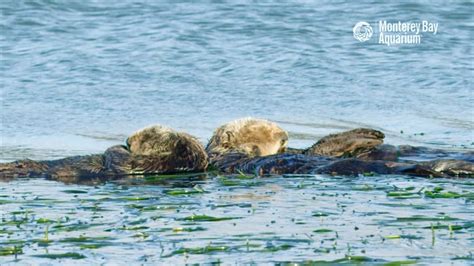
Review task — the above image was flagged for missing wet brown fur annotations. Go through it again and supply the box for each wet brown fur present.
[304,128,385,157]
[126,125,208,173]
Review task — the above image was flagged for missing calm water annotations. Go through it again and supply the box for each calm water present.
[0,1,473,264]
[1,176,474,265]
[1,0,473,160]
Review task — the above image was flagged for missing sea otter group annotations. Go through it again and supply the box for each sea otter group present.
[1,118,473,183]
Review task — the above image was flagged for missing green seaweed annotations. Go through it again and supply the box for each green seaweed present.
[79,243,110,249]
[180,215,239,222]
[172,226,206,232]
[424,190,474,199]
[422,224,464,231]
[395,215,458,222]
[59,236,115,243]
[36,218,54,224]
[62,189,88,194]
[51,222,107,232]
[236,170,256,179]
[386,191,421,197]
[0,245,23,256]
[33,252,86,259]
[164,188,205,195]
[120,196,159,201]
[262,244,294,252]
[452,252,473,261]
[313,229,333,233]
[164,245,229,257]
[312,211,336,217]
[144,172,206,182]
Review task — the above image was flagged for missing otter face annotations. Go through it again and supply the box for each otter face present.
[207,118,289,158]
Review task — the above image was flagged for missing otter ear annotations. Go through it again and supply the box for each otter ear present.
[220,131,235,149]
[125,137,131,150]
[225,131,234,142]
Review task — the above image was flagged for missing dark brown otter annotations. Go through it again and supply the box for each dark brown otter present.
[304,128,385,158]
[1,122,473,183]
[207,124,473,178]
[0,125,209,183]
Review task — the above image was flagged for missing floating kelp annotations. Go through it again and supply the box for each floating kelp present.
[172,226,206,232]
[62,189,89,194]
[32,252,86,259]
[395,215,459,222]
[313,229,333,233]
[179,215,240,222]
[0,246,23,256]
[164,186,207,195]
[0,175,472,264]
[163,245,230,257]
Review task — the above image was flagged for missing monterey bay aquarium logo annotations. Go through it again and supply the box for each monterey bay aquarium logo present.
[353,20,438,46]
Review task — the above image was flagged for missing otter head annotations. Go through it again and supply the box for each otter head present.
[125,125,208,173]
[126,125,176,156]
[206,118,289,158]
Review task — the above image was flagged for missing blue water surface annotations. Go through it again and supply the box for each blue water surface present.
[1,1,472,161]
[1,2,474,265]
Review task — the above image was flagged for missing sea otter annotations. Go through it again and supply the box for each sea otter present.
[206,118,289,158]
[207,119,473,178]
[126,125,208,173]
[0,118,473,183]
[0,125,208,183]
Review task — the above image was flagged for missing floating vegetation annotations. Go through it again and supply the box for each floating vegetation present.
[58,236,115,243]
[143,172,207,182]
[236,170,256,179]
[180,215,240,222]
[261,244,294,252]
[120,196,159,201]
[0,246,23,256]
[395,215,459,222]
[217,176,263,187]
[312,211,337,217]
[172,226,206,232]
[0,175,472,264]
[313,229,333,233]
[36,218,54,224]
[386,186,423,198]
[422,223,470,231]
[163,245,230,257]
[164,186,206,195]
[32,252,86,259]
[384,235,401,239]
[424,187,474,199]
[452,252,473,261]
[62,189,89,194]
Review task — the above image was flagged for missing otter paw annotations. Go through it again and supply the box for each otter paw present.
[304,128,384,158]
[424,159,474,178]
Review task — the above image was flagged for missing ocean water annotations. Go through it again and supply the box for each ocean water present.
[1,1,474,265]
[1,0,473,161]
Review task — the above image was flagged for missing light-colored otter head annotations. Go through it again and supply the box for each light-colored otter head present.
[126,125,208,173]
[206,118,289,157]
